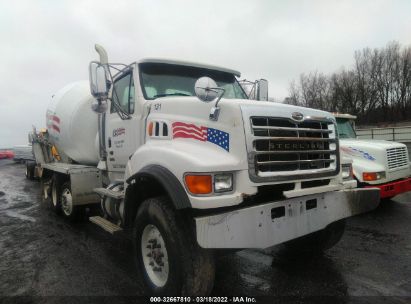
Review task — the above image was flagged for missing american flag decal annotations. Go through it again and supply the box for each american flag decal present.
[172,122,230,151]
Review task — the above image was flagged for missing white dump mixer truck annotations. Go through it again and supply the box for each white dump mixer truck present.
[28,45,380,295]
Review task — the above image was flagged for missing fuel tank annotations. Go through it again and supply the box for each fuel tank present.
[47,81,99,165]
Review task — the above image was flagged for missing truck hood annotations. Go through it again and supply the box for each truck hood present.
[144,96,338,186]
[151,97,335,121]
[233,99,335,121]
[340,138,406,150]
[339,138,405,163]
[339,138,409,184]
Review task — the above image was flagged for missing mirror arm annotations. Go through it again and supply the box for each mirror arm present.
[111,99,131,120]
[209,88,225,121]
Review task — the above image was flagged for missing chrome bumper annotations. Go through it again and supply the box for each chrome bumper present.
[195,188,380,249]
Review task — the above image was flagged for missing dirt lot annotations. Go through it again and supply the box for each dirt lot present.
[0,159,410,302]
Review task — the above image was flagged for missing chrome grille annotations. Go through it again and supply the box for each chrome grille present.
[386,147,408,169]
[248,116,339,182]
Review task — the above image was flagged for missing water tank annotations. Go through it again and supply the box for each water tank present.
[47,81,99,165]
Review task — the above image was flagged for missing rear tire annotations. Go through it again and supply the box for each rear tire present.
[60,181,80,220]
[284,219,346,255]
[133,196,215,296]
[50,175,62,214]
[25,162,35,180]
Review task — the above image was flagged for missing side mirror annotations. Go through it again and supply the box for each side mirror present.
[195,77,226,121]
[194,77,219,102]
[256,79,268,101]
[89,62,108,99]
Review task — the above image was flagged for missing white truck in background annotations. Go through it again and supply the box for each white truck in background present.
[335,113,411,199]
[27,45,379,295]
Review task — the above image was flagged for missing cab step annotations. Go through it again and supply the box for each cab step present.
[89,216,123,234]
[94,187,124,199]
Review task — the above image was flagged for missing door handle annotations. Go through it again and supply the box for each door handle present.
[108,137,112,148]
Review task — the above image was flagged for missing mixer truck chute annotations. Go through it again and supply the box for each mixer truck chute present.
[28,45,380,295]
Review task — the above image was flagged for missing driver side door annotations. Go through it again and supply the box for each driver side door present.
[105,71,138,174]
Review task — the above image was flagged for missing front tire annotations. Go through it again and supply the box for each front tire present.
[133,197,215,296]
[284,219,346,255]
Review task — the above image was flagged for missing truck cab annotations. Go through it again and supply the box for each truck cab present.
[335,113,411,199]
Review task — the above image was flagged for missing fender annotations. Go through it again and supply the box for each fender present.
[123,165,191,228]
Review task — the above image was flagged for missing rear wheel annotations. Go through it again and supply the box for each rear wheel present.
[25,162,35,180]
[50,175,62,214]
[60,181,80,220]
[133,197,215,295]
[284,219,346,255]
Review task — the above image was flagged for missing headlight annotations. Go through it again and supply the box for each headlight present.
[342,164,353,180]
[363,171,385,181]
[214,173,233,193]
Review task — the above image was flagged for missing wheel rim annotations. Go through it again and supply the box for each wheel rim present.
[52,183,58,207]
[61,188,73,216]
[43,184,48,200]
[141,224,169,287]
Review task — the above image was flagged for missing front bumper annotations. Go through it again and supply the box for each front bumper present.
[195,188,379,249]
[365,177,411,199]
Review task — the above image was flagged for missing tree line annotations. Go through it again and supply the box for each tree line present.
[285,41,411,125]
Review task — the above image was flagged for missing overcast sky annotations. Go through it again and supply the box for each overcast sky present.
[1,0,411,148]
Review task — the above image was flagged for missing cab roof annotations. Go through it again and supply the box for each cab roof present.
[138,58,241,77]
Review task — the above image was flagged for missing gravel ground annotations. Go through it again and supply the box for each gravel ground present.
[0,159,410,303]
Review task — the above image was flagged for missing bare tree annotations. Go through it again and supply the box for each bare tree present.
[287,41,411,124]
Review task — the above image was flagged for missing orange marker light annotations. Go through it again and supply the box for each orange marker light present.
[185,175,212,195]
[363,172,377,181]
[148,122,154,136]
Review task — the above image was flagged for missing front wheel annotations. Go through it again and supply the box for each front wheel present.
[133,197,215,296]
[284,219,346,255]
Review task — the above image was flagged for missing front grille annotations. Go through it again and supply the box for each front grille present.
[248,116,339,182]
[386,147,408,169]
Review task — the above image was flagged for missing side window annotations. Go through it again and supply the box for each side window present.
[111,73,135,114]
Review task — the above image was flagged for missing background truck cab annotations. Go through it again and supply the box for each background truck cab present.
[335,113,411,199]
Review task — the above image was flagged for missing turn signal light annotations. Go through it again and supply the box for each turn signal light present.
[363,171,385,181]
[185,175,212,194]
[363,172,377,181]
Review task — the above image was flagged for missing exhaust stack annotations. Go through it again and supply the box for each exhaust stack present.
[95,44,108,64]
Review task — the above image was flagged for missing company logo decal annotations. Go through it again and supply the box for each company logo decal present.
[46,111,60,133]
[270,141,324,150]
[172,122,230,151]
[113,128,125,137]
[341,146,376,161]
[291,112,304,121]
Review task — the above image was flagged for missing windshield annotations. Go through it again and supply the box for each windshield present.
[139,63,248,100]
[336,118,357,138]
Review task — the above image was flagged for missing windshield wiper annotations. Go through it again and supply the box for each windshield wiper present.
[153,93,191,99]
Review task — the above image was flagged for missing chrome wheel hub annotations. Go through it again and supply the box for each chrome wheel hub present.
[61,188,73,216]
[141,224,169,287]
[51,183,58,207]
